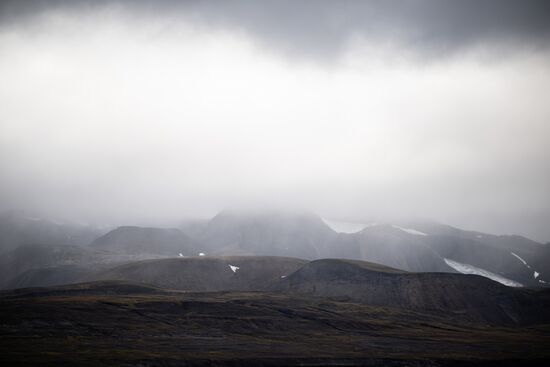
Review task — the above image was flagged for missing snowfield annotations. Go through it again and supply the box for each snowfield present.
[444,258,523,287]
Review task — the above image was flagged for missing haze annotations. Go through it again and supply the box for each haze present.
[1,1,549,241]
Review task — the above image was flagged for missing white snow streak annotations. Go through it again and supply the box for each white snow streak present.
[444,258,523,287]
[229,265,239,273]
[534,271,540,279]
[392,225,428,236]
[511,252,528,266]
[199,252,205,256]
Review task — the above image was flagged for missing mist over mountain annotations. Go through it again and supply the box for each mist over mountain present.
[1,1,550,243]
[198,209,337,258]
[0,210,106,254]
[1,209,548,291]
[1,209,550,365]
[89,226,197,256]
[1,1,549,365]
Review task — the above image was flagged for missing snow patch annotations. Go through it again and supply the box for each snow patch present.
[281,275,286,278]
[229,265,239,273]
[511,252,532,269]
[534,271,540,279]
[539,279,547,284]
[444,258,523,287]
[511,252,528,266]
[322,219,372,233]
[178,253,184,257]
[392,225,427,236]
[199,252,205,257]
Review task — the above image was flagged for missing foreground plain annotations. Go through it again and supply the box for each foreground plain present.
[1,281,549,366]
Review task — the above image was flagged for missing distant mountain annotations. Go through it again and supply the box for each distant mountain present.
[274,258,550,325]
[190,210,550,287]
[0,244,97,289]
[178,218,209,238]
[92,256,307,291]
[320,218,549,287]
[391,220,548,286]
[3,209,548,289]
[89,226,197,256]
[0,210,106,254]
[198,210,337,259]
[0,243,169,290]
[331,224,454,272]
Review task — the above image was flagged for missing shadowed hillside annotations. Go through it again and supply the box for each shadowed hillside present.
[275,258,550,325]
[0,243,168,290]
[92,256,308,291]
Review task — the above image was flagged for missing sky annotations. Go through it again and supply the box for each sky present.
[1,0,550,241]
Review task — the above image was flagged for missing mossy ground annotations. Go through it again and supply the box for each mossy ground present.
[1,283,549,366]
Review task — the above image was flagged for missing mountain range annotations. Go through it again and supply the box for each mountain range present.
[1,209,548,289]
[1,209,550,365]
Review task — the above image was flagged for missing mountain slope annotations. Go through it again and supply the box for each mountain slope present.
[199,209,337,258]
[92,256,308,291]
[5,265,93,289]
[333,224,454,272]
[0,244,97,289]
[89,226,197,256]
[0,211,105,254]
[394,220,549,286]
[0,243,170,289]
[274,258,550,325]
[193,211,549,286]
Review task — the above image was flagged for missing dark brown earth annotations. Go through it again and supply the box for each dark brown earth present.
[1,281,550,366]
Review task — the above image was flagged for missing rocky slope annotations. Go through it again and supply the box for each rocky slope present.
[274,258,550,325]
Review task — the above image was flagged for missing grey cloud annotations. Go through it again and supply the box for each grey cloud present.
[1,0,550,59]
[1,0,550,242]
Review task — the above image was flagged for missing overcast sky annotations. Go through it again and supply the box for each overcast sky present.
[1,0,549,241]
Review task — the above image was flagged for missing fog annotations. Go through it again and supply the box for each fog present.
[1,1,549,241]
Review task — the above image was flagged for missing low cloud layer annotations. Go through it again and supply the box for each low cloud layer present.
[0,1,549,241]
[2,0,550,59]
